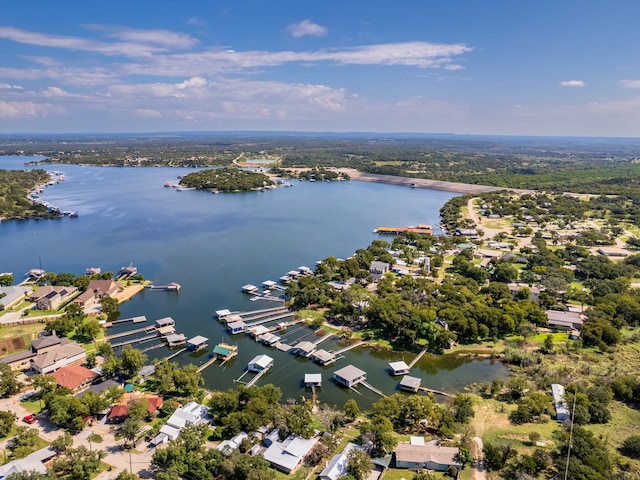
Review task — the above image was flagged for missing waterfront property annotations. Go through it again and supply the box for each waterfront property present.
[0,285,32,310]
[394,441,461,472]
[545,310,584,332]
[30,285,78,310]
[152,401,210,446]
[398,375,422,393]
[248,354,274,372]
[73,279,119,308]
[319,442,365,480]
[165,333,187,347]
[51,364,99,393]
[333,365,367,388]
[31,340,87,374]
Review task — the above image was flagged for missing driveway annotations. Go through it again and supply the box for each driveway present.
[472,436,486,480]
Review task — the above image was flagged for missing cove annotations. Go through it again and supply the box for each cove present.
[0,156,509,408]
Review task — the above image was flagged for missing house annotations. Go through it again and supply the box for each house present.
[51,364,99,393]
[31,341,87,374]
[0,446,55,479]
[186,335,208,351]
[0,350,36,372]
[597,246,629,257]
[546,310,584,331]
[31,334,64,354]
[73,279,119,307]
[388,361,410,376]
[508,283,541,300]
[333,365,366,388]
[0,286,31,310]
[217,432,249,454]
[394,442,461,471]
[369,261,390,275]
[107,393,163,423]
[30,285,77,310]
[152,401,210,445]
[304,373,322,387]
[399,375,422,393]
[262,434,318,474]
[248,354,274,372]
[319,443,366,480]
[551,384,570,421]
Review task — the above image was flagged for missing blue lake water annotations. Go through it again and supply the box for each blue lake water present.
[0,156,508,408]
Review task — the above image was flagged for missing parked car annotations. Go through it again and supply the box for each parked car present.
[22,415,37,424]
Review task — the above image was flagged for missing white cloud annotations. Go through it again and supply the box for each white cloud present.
[559,80,585,87]
[620,79,640,89]
[0,83,23,89]
[0,100,51,118]
[286,20,328,38]
[84,25,198,50]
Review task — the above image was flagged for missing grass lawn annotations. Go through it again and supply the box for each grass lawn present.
[0,321,46,341]
[383,467,449,479]
[20,397,45,414]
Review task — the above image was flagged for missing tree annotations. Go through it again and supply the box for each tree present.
[120,418,142,447]
[345,449,373,480]
[51,432,74,454]
[412,471,436,480]
[51,445,105,480]
[344,399,360,421]
[101,355,122,378]
[9,427,40,458]
[0,363,21,396]
[359,415,397,456]
[0,273,14,286]
[5,472,47,480]
[75,318,101,343]
[115,472,140,480]
[452,394,475,424]
[541,334,554,353]
[100,296,120,320]
[0,410,16,437]
[120,345,147,378]
[456,447,473,466]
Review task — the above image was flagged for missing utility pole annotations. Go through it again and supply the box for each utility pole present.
[564,389,578,480]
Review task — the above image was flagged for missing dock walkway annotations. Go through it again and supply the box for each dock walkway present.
[332,341,370,356]
[312,333,333,346]
[111,333,160,348]
[245,311,294,328]
[240,307,288,323]
[106,316,146,327]
[361,381,386,397]
[408,347,429,368]
[197,356,218,373]
[418,386,453,398]
[164,347,187,362]
[245,367,270,387]
[105,326,155,340]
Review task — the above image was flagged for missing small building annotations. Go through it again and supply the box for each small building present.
[319,442,365,480]
[262,280,277,289]
[248,325,270,338]
[546,310,584,331]
[551,384,570,421]
[217,432,249,454]
[222,313,242,324]
[293,341,316,357]
[0,447,55,479]
[311,349,335,365]
[152,401,210,446]
[369,261,390,275]
[304,373,322,387]
[0,286,31,310]
[215,309,232,321]
[155,317,175,328]
[118,265,137,277]
[242,284,259,294]
[394,442,461,472]
[262,434,318,474]
[399,375,422,393]
[388,361,410,376]
[85,267,101,276]
[186,335,209,351]
[333,365,366,388]
[597,246,629,257]
[257,333,281,346]
[212,343,238,361]
[228,321,247,334]
[157,325,176,336]
[248,354,274,372]
[165,333,187,347]
[508,283,541,300]
[51,364,99,393]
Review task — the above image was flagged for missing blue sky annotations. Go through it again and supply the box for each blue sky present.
[0,0,639,136]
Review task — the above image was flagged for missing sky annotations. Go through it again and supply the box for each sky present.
[0,0,639,137]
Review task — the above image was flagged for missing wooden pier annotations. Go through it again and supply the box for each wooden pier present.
[313,332,333,346]
[245,311,294,328]
[106,315,147,327]
[245,367,270,387]
[141,343,165,353]
[111,333,160,348]
[361,381,387,397]
[197,356,218,373]
[241,307,289,322]
[163,347,187,362]
[105,326,155,340]
[418,386,453,398]
[332,341,371,356]
[408,347,429,368]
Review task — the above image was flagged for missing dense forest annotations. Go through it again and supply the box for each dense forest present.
[179,167,274,192]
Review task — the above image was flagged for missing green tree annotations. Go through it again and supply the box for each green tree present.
[120,418,142,447]
[344,399,360,421]
[115,472,140,480]
[51,445,106,480]
[359,415,397,456]
[0,273,14,286]
[101,355,122,378]
[100,296,120,321]
[75,318,101,343]
[345,449,373,480]
[621,433,640,459]
[452,394,475,424]
[6,471,47,480]
[51,432,74,454]
[0,410,16,437]
[120,345,147,378]
[9,427,40,458]
[0,363,21,396]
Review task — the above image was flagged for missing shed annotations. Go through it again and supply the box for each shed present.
[388,360,410,376]
[551,384,570,421]
[304,373,322,387]
[227,321,247,334]
[248,354,274,372]
[155,317,175,328]
[186,335,209,351]
[293,341,316,357]
[262,280,277,289]
[333,365,366,388]
[242,284,258,293]
[212,343,238,361]
[399,375,422,393]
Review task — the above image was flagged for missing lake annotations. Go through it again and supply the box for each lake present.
[0,156,508,408]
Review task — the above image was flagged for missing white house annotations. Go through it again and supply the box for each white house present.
[319,442,365,480]
[551,384,570,421]
[262,435,318,473]
[153,401,209,445]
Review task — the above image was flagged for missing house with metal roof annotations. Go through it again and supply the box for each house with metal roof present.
[0,447,55,479]
[262,434,318,474]
[0,286,31,310]
[152,401,210,445]
[319,443,365,480]
[394,442,461,471]
[333,365,366,388]
[551,384,570,421]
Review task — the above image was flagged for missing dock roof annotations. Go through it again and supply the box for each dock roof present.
[249,354,274,369]
[155,317,175,327]
[389,360,410,373]
[165,333,186,344]
[334,364,366,382]
[399,375,422,391]
[311,349,334,364]
[294,341,316,354]
[187,335,208,346]
[215,309,231,318]
[304,373,322,385]
[213,344,236,357]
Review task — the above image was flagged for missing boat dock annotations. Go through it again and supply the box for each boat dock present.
[245,311,294,328]
[374,224,432,235]
[111,333,160,348]
[197,356,218,373]
[311,341,372,366]
[163,347,187,362]
[105,315,147,327]
[146,283,181,292]
[105,326,155,340]
[407,347,429,368]
[245,367,270,387]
